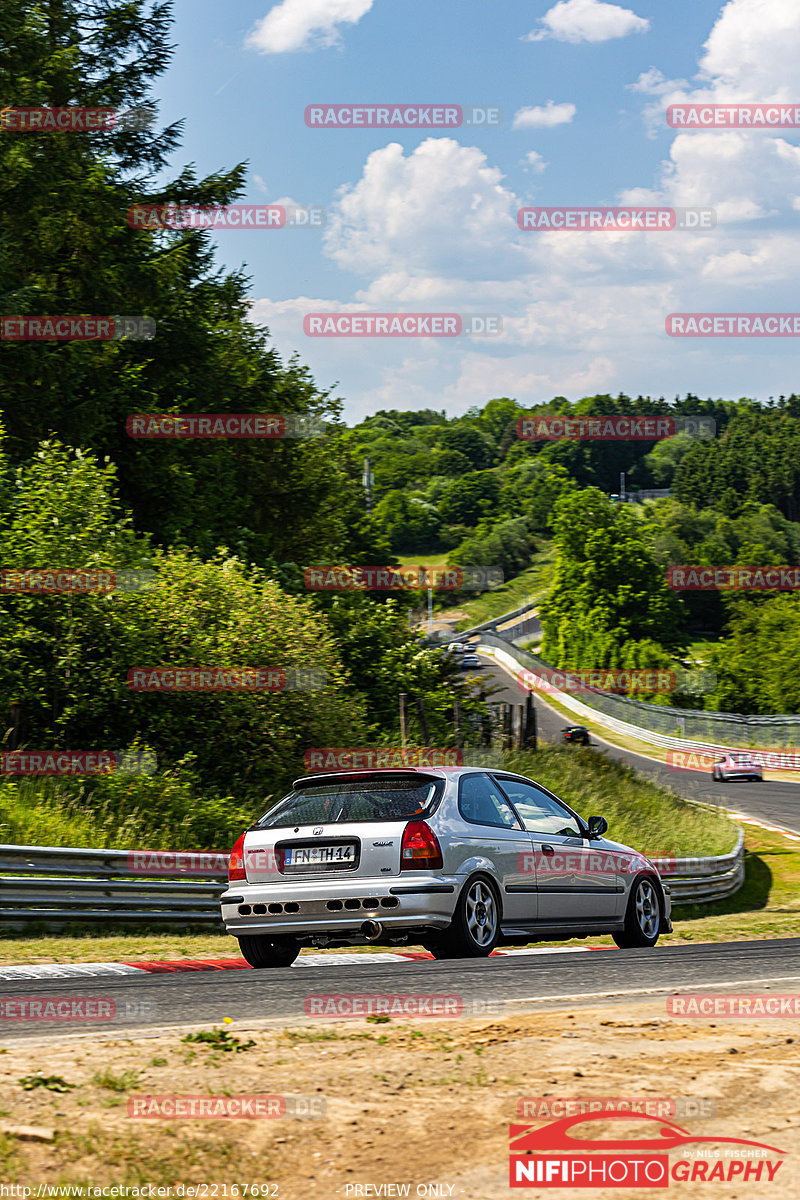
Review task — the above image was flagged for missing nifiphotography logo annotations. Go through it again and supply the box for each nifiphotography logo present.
[508,1113,785,1187]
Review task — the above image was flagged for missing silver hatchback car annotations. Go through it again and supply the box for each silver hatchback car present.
[220,767,672,967]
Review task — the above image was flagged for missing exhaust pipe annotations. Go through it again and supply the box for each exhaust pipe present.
[361,919,383,942]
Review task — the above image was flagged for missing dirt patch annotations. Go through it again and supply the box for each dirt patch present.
[1,1002,798,1197]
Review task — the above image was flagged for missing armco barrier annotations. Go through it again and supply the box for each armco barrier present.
[0,827,744,929]
[477,632,800,751]
[0,844,227,929]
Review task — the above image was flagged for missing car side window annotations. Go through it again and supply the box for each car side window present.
[458,774,522,829]
[495,779,582,838]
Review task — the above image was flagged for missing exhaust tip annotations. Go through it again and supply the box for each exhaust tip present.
[361,919,383,941]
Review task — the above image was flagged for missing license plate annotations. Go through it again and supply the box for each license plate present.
[284,844,356,867]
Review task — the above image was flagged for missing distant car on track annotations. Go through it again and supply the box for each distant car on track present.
[458,653,482,669]
[562,725,590,746]
[712,753,763,782]
[446,641,469,655]
[220,766,671,967]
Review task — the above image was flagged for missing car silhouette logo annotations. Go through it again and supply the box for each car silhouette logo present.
[312,827,324,835]
[509,1112,785,1155]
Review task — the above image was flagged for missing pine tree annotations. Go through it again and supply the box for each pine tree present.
[0,0,355,563]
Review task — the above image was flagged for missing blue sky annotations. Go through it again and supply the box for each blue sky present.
[154,1,800,420]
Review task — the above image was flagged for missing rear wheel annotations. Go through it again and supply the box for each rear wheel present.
[612,876,661,949]
[424,876,500,959]
[712,767,721,781]
[238,935,300,968]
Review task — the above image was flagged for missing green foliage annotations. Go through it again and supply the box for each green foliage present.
[323,595,486,740]
[500,459,575,532]
[0,1,367,566]
[449,517,536,577]
[373,491,444,553]
[438,471,501,526]
[673,402,800,520]
[539,488,685,668]
[706,593,800,714]
[503,747,737,858]
[20,1075,75,1092]
[181,1029,255,1052]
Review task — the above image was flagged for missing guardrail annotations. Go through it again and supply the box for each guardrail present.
[0,844,227,929]
[479,635,800,762]
[0,828,745,929]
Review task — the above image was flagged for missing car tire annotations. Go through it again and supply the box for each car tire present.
[712,768,721,781]
[612,876,662,949]
[424,875,500,959]
[237,935,300,968]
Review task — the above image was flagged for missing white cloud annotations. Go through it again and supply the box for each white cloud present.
[245,0,374,54]
[523,151,548,172]
[698,0,799,97]
[512,101,576,129]
[525,0,649,44]
[323,139,524,280]
[251,1,800,417]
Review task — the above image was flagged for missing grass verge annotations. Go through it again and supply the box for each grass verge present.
[447,544,555,630]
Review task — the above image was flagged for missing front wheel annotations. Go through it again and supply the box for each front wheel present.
[613,876,661,949]
[425,876,500,959]
[238,935,300,968]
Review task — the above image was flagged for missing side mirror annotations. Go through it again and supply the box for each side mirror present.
[587,815,608,839]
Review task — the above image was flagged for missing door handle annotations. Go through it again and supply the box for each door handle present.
[540,844,555,855]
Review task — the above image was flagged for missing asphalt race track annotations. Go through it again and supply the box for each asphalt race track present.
[477,655,800,836]
[2,938,800,1041]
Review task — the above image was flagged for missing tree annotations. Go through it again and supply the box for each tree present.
[539,488,686,668]
[0,0,357,564]
[439,471,501,525]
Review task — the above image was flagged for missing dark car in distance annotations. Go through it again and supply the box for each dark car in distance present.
[562,725,591,746]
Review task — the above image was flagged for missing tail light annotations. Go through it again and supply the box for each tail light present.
[401,820,443,871]
[228,832,247,882]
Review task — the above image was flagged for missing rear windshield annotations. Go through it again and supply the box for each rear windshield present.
[256,776,444,829]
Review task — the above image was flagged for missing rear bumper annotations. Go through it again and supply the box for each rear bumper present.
[220,875,459,936]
